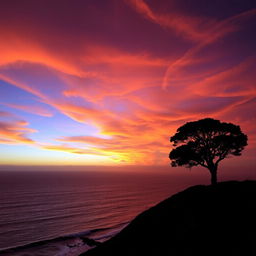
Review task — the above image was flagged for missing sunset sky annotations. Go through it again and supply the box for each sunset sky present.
[0,0,255,168]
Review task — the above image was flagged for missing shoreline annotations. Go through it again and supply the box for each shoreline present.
[0,222,128,256]
[0,234,98,256]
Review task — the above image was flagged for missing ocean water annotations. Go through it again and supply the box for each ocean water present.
[0,168,208,252]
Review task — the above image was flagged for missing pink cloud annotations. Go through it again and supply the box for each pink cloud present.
[2,103,53,117]
[127,0,240,42]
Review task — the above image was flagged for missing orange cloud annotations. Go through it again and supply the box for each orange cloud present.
[41,143,107,156]
[0,32,85,77]
[0,119,36,145]
[57,134,170,165]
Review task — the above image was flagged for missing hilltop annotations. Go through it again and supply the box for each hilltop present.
[82,180,256,256]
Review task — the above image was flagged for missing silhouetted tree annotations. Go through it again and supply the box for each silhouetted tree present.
[169,118,248,185]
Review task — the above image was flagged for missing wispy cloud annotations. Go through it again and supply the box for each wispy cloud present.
[0,0,255,165]
[0,119,36,144]
[2,103,53,117]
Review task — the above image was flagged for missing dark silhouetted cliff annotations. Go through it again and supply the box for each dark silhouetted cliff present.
[82,180,256,256]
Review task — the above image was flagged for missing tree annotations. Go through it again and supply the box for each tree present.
[169,118,248,185]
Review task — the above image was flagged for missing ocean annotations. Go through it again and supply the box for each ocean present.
[0,167,209,254]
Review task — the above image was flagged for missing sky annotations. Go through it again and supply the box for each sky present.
[0,0,255,168]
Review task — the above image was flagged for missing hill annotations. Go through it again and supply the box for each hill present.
[82,180,256,256]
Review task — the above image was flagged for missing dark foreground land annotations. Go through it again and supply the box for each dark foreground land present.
[83,180,256,256]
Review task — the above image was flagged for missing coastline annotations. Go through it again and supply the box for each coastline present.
[0,223,128,256]
[0,234,97,256]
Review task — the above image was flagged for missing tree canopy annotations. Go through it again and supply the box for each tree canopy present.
[169,118,248,185]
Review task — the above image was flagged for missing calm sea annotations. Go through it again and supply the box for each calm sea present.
[0,168,208,251]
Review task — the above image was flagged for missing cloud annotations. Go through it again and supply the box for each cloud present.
[0,1,255,165]
[2,103,53,117]
[162,8,256,88]
[127,0,238,42]
[1,53,255,164]
[0,111,15,118]
[41,143,107,156]
[191,58,256,97]
[0,119,36,145]
[57,134,170,165]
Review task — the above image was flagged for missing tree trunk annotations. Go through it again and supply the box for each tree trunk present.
[210,168,217,186]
